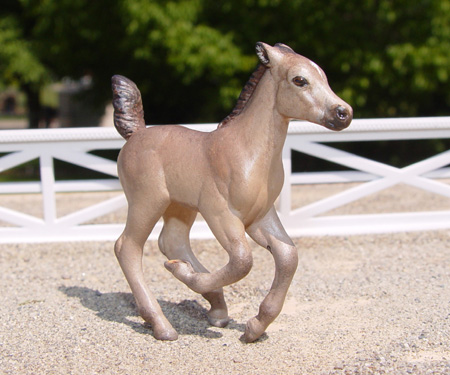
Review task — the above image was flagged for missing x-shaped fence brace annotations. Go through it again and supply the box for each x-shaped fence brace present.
[288,141,450,218]
[278,118,450,235]
[0,135,125,241]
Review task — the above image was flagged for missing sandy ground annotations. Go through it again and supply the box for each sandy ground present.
[1,187,450,374]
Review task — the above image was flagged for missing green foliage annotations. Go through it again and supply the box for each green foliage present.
[0,13,49,89]
[120,0,256,121]
[202,0,450,118]
[0,0,449,124]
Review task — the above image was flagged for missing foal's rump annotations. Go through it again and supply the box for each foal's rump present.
[118,125,210,210]
[111,73,211,207]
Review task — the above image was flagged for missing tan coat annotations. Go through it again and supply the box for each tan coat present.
[111,42,352,342]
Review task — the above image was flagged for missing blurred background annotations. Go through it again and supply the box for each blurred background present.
[0,0,449,175]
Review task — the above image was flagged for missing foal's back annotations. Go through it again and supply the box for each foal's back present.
[118,124,218,209]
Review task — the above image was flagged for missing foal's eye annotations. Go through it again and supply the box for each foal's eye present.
[293,76,309,87]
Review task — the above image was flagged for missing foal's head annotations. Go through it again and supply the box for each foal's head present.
[256,42,352,131]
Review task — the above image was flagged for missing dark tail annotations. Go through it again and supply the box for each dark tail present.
[111,75,145,140]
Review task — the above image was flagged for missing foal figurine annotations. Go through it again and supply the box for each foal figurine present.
[111,42,352,342]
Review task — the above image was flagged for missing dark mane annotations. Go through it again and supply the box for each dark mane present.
[218,64,267,128]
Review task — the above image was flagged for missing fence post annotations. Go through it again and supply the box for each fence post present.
[39,152,57,225]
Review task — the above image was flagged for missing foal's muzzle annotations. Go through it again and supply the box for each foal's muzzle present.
[325,104,353,131]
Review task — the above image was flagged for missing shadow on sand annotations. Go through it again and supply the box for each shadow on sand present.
[58,286,246,340]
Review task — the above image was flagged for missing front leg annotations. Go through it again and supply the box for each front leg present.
[245,206,298,342]
[164,207,253,295]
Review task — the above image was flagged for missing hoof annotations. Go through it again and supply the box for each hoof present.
[142,314,178,341]
[153,327,179,341]
[207,314,230,328]
[243,317,266,343]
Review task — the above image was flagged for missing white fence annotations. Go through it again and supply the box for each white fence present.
[0,117,449,243]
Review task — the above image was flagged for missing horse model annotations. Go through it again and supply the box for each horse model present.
[111,42,352,343]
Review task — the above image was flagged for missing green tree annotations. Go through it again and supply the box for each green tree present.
[0,1,50,127]
[0,0,449,127]
[202,0,450,118]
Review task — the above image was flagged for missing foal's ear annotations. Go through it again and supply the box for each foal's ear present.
[256,42,284,67]
[274,43,294,52]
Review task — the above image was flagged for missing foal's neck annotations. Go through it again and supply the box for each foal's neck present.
[228,70,290,156]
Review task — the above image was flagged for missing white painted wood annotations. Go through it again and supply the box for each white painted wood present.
[0,179,121,194]
[53,150,119,177]
[0,150,38,173]
[0,116,449,243]
[56,194,127,227]
[39,152,57,225]
[0,206,44,228]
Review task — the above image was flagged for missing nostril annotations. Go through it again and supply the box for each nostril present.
[336,105,348,121]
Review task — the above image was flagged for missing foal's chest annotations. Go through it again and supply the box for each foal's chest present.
[228,164,284,224]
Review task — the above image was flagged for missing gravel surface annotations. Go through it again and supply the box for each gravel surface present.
[1,188,450,374]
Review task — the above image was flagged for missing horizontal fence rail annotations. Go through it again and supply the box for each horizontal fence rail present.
[0,117,449,243]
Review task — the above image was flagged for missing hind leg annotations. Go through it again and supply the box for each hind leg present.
[115,199,178,341]
[159,203,229,327]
